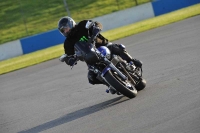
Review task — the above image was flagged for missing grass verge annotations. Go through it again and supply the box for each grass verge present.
[0,4,200,75]
[0,0,150,44]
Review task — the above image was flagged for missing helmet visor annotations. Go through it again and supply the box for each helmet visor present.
[59,25,70,36]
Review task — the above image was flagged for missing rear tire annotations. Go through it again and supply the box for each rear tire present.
[135,78,146,91]
[104,70,137,99]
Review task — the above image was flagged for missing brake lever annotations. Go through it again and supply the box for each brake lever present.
[70,58,79,69]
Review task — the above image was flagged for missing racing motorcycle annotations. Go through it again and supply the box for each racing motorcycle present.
[61,40,146,99]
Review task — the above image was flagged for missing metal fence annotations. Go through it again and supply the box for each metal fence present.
[0,0,151,44]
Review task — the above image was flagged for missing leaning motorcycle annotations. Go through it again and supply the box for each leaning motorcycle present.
[63,40,146,99]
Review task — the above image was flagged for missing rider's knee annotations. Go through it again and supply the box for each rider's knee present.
[87,71,102,85]
[118,44,126,50]
[107,43,126,55]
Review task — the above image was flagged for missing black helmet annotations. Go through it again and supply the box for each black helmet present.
[58,16,76,37]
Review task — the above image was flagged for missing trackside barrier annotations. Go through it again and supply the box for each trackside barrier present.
[152,0,200,16]
[20,29,65,54]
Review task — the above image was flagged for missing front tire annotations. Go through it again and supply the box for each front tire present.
[104,70,137,99]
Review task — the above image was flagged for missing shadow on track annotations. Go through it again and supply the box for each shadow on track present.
[19,96,129,133]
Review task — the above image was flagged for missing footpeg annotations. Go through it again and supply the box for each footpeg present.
[106,86,116,94]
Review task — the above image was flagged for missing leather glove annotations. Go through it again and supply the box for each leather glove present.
[133,59,142,68]
[92,26,101,37]
[59,54,67,62]
[66,57,77,66]
[88,26,101,43]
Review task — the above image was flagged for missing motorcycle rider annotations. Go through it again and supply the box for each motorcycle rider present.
[58,16,142,93]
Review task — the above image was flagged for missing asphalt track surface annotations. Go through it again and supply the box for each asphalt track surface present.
[1,16,200,133]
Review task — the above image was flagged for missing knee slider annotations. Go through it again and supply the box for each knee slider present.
[119,44,126,50]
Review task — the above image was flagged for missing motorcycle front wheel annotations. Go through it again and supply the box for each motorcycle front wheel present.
[104,70,137,99]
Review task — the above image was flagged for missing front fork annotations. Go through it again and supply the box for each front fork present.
[89,55,136,88]
[101,55,127,80]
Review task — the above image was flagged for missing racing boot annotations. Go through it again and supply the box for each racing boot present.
[121,51,142,68]
[116,44,142,68]
[106,86,116,94]
[88,70,118,95]
[132,58,142,68]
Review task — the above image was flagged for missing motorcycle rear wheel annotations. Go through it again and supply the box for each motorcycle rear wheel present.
[104,70,137,99]
[135,78,146,91]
